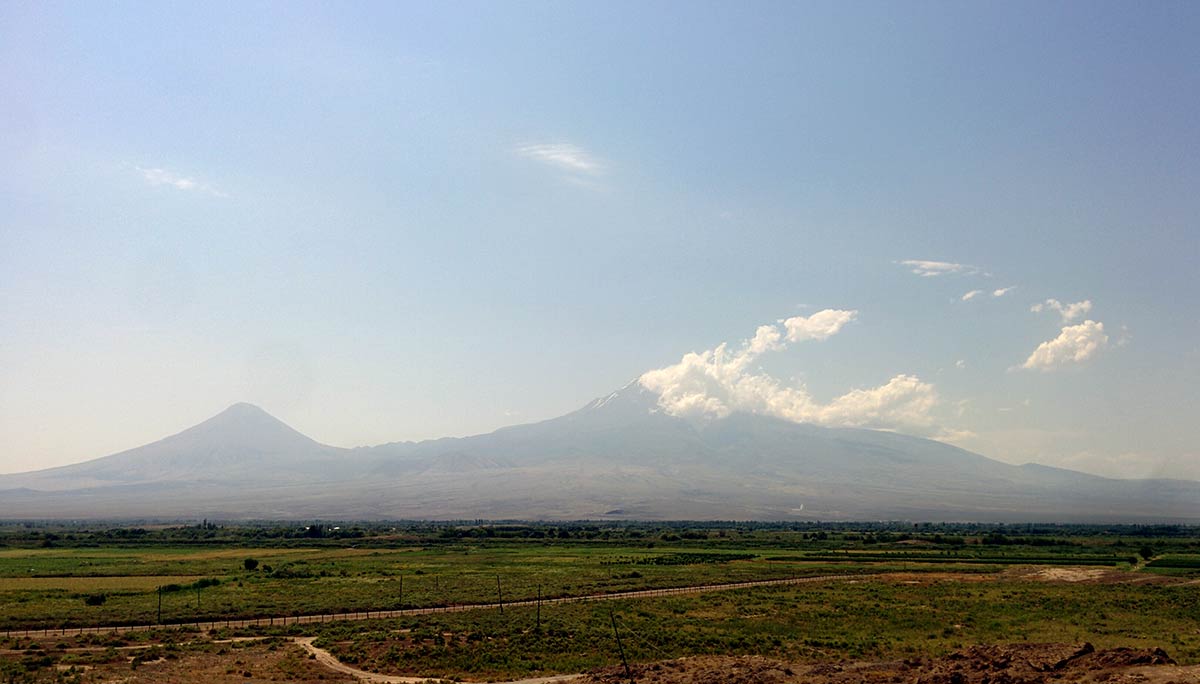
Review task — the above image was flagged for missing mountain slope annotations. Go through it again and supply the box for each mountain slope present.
[1,387,1196,521]
[0,403,352,491]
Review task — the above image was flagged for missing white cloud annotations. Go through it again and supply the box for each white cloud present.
[637,310,938,433]
[955,359,967,369]
[935,427,977,444]
[747,324,784,354]
[781,309,858,342]
[516,142,605,175]
[1116,324,1132,347]
[1031,298,1092,322]
[817,374,938,428]
[898,259,977,277]
[961,289,983,301]
[1020,320,1108,371]
[137,166,227,197]
[992,286,1016,297]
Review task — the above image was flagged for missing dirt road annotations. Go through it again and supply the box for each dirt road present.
[294,636,584,684]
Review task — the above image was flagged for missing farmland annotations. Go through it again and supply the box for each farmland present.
[1,521,1199,682]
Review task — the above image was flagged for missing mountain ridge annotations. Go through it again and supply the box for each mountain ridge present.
[1,386,1197,522]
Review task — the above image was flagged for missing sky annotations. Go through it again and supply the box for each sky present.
[1,1,1198,480]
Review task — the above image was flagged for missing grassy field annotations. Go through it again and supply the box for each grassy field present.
[1,522,1199,683]
[296,577,1200,679]
[0,544,883,630]
[5,575,1198,682]
[0,522,1194,632]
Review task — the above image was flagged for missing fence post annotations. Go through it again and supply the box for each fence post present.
[609,607,634,684]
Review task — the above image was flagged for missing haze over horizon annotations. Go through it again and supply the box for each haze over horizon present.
[2,3,1198,481]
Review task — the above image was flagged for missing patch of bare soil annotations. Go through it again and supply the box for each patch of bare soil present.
[1001,566,1184,585]
[876,572,1000,584]
[66,641,357,684]
[582,643,1200,684]
[585,655,796,684]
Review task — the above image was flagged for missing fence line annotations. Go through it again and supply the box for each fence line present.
[2,573,872,641]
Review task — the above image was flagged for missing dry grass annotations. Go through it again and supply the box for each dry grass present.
[57,641,356,684]
[0,576,202,591]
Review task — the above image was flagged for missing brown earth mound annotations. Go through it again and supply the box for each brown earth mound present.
[582,643,1195,684]
[585,655,795,684]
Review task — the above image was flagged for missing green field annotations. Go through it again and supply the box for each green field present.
[300,578,1200,679]
[2,520,1199,684]
[0,521,1196,634]
[0,543,874,631]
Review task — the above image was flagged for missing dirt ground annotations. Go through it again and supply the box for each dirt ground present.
[40,641,357,684]
[10,640,1199,684]
[872,567,1187,587]
[999,566,1183,585]
[583,643,1200,684]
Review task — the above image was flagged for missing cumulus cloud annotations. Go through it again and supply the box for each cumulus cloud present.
[1031,298,1092,322]
[782,309,858,342]
[747,324,784,354]
[992,286,1016,297]
[955,359,967,369]
[817,374,938,428]
[516,142,605,175]
[637,310,939,433]
[137,166,227,197]
[961,289,983,302]
[1020,320,1108,371]
[898,259,977,277]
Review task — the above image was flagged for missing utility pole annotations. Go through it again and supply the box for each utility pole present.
[609,607,634,684]
[496,575,504,614]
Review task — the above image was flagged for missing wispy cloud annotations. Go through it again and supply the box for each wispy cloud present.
[961,289,983,301]
[898,259,978,277]
[1020,320,1108,371]
[1049,450,1200,480]
[1116,324,1132,347]
[516,142,605,176]
[137,166,227,197]
[1031,298,1092,322]
[992,286,1016,297]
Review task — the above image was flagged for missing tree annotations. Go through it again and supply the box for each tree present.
[1139,545,1155,561]
[243,558,259,571]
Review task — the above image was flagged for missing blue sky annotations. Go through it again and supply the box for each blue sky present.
[2,1,1197,479]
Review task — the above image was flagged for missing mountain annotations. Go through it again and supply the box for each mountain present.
[0,403,349,491]
[1,386,1197,521]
